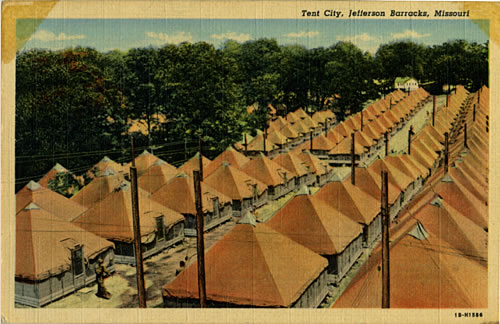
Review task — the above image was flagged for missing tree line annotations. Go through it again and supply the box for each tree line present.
[15,39,488,191]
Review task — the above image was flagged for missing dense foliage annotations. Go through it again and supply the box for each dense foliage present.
[15,39,488,190]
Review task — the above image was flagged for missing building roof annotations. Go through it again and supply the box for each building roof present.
[367,159,413,192]
[314,181,378,224]
[333,220,487,308]
[294,151,329,175]
[71,169,126,209]
[125,150,162,176]
[163,223,328,307]
[16,203,114,281]
[241,154,291,187]
[73,181,184,242]
[394,76,417,85]
[178,152,212,178]
[38,163,75,188]
[17,181,88,222]
[204,146,251,177]
[272,153,310,177]
[267,129,288,146]
[245,133,279,153]
[86,156,126,179]
[267,194,362,255]
[204,163,267,200]
[137,160,179,194]
[151,172,231,215]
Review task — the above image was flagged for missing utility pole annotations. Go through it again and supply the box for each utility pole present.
[244,134,248,153]
[324,118,328,136]
[193,170,207,308]
[464,123,468,149]
[199,137,204,181]
[381,170,390,309]
[130,136,147,308]
[408,126,413,155]
[384,132,389,157]
[473,104,476,122]
[432,96,436,126]
[444,132,449,175]
[360,111,364,132]
[351,133,355,185]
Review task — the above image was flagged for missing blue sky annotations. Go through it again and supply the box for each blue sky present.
[18,18,489,54]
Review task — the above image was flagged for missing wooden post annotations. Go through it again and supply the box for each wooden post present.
[464,123,468,149]
[193,170,207,308]
[385,132,389,157]
[432,96,436,126]
[263,128,267,154]
[444,132,449,175]
[244,134,248,153]
[473,104,476,122]
[130,137,147,308]
[324,118,328,136]
[310,131,313,151]
[446,94,449,107]
[381,170,390,309]
[199,137,204,181]
[478,89,481,104]
[408,127,412,155]
[351,133,355,185]
[360,111,364,131]
[184,138,188,161]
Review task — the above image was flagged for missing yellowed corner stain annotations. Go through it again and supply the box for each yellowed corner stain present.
[464,2,500,45]
[1,1,58,64]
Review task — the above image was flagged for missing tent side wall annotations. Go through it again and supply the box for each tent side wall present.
[15,248,115,308]
[163,268,329,308]
[327,234,364,283]
[292,268,329,308]
[114,222,184,264]
[184,204,232,237]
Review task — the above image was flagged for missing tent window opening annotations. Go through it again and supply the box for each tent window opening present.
[156,216,165,241]
[212,197,220,218]
[71,246,84,277]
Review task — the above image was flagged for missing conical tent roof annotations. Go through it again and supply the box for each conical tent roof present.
[151,172,231,215]
[311,134,335,151]
[126,150,162,176]
[16,203,113,281]
[272,153,310,177]
[267,130,288,146]
[71,169,126,209]
[344,167,400,205]
[279,124,300,139]
[246,133,279,152]
[204,163,267,200]
[16,181,87,222]
[204,146,251,176]
[73,181,184,242]
[163,223,328,307]
[86,156,125,179]
[178,152,212,178]
[314,181,376,224]
[294,151,329,175]
[241,154,291,187]
[38,163,74,188]
[268,195,362,255]
[333,222,486,308]
[138,160,178,194]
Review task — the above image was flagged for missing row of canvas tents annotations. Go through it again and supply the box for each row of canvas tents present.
[333,86,489,308]
[15,140,333,306]
[161,86,479,308]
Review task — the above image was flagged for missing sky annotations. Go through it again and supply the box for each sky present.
[18,18,489,54]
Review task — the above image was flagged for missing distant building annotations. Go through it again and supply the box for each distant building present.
[394,77,419,92]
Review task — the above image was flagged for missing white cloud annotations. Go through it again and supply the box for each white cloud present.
[145,31,193,44]
[285,31,320,38]
[30,29,85,41]
[210,32,251,42]
[391,29,431,40]
[336,32,377,42]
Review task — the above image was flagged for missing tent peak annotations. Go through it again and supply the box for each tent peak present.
[26,180,42,191]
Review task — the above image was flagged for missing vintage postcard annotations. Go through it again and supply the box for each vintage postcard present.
[2,0,499,323]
